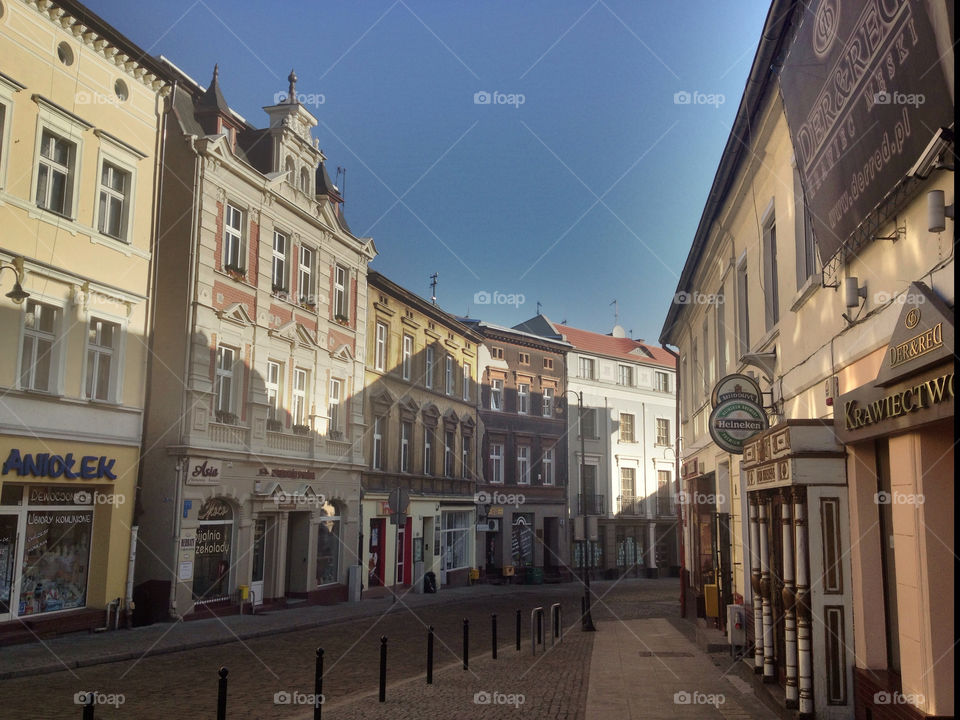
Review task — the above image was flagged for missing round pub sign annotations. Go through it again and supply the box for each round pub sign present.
[711,373,763,408]
[708,399,769,454]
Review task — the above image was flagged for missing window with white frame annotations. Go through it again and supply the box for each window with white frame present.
[619,413,635,443]
[716,289,727,376]
[462,362,471,401]
[737,258,750,356]
[223,203,244,271]
[333,265,347,318]
[0,102,7,183]
[271,231,288,292]
[375,322,387,371]
[542,448,554,485]
[299,167,311,194]
[215,346,235,415]
[579,357,595,379]
[445,355,454,395]
[423,427,433,475]
[763,215,780,329]
[328,378,342,435]
[20,300,61,393]
[620,467,636,511]
[292,368,308,425]
[517,383,529,414]
[490,378,503,411]
[793,163,817,289]
[298,246,314,305]
[372,416,384,470]
[618,365,633,386]
[703,319,711,395]
[424,346,434,389]
[35,129,76,216]
[97,162,131,241]
[265,360,281,421]
[441,511,470,571]
[542,387,554,417]
[85,317,120,401]
[461,436,470,478]
[657,470,673,515]
[489,442,504,483]
[655,371,670,393]
[444,430,454,477]
[400,421,411,472]
[656,418,670,446]
[402,334,413,380]
[517,446,530,485]
[579,407,597,439]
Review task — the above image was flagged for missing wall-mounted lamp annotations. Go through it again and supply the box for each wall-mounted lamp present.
[908,127,954,179]
[1,256,30,304]
[843,277,867,309]
[928,190,954,232]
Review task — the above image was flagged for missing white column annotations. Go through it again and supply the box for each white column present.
[758,496,775,682]
[794,490,813,716]
[782,494,798,708]
[749,496,763,673]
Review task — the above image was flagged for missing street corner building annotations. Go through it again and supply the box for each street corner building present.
[0,0,172,639]
[659,1,953,718]
[133,62,376,621]
[360,272,484,592]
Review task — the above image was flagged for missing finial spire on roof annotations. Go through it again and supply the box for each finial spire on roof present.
[287,69,297,102]
[213,63,219,81]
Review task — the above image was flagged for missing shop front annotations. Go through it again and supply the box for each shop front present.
[0,438,139,636]
[479,496,565,583]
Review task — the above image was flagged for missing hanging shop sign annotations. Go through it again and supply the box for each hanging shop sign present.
[709,399,769,455]
[712,373,763,408]
[2,449,117,480]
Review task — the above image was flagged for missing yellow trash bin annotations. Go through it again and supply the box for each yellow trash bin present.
[238,585,250,601]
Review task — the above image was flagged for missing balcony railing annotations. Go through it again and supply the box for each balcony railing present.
[618,497,642,516]
[208,421,250,447]
[266,430,313,455]
[578,494,605,515]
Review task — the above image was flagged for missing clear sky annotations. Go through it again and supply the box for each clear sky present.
[89,0,770,344]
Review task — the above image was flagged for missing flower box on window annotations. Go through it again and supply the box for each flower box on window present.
[215,410,238,425]
[328,430,344,441]
[299,297,317,311]
[224,264,246,282]
[334,313,349,326]
[266,418,283,432]
[292,423,312,436]
[271,284,288,298]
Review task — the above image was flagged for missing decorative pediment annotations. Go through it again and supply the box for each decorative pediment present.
[269,320,317,348]
[398,396,420,421]
[421,402,440,427]
[371,388,397,414]
[217,302,253,327]
[331,343,354,361]
[460,414,476,437]
[442,408,460,429]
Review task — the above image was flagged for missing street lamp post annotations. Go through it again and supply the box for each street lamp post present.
[565,389,595,632]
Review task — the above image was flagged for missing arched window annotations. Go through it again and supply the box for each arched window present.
[284,157,295,181]
[193,498,234,602]
[300,168,311,194]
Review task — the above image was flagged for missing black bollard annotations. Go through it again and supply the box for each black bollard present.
[314,648,323,720]
[426,625,434,684]
[379,636,387,702]
[491,613,497,659]
[537,610,543,645]
[516,609,521,651]
[462,618,469,670]
[581,596,586,627]
[81,692,94,720]
[216,667,228,720]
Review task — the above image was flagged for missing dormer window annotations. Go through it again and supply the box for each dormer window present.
[300,167,311,194]
[284,156,295,182]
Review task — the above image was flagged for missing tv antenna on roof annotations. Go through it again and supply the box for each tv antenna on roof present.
[610,299,619,326]
[335,166,347,197]
[429,273,438,305]
[536,301,542,315]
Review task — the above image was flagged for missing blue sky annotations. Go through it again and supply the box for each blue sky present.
[91,0,769,344]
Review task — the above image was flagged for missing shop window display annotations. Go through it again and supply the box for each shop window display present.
[19,510,92,615]
[193,499,234,602]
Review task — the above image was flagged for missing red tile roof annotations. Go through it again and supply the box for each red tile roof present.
[554,324,676,369]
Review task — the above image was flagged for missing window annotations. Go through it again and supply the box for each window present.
[375,322,387,371]
[333,265,347,318]
[737,259,750,356]
[703,319,710,395]
[490,379,503,411]
[441,511,470,571]
[692,339,699,404]
[316,515,341,586]
[579,357,595,379]
[657,470,673,515]
[425,346,434,389]
[271,231,288,292]
[461,436,470,478]
[517,446,530,485]
[400,421,411,472]
[328,379,342,435]
[462,363,471,401]
[543,357,554,370]
[35,130,75,215]
[97,162,131,240]
[215,346,235,414]
[85,318,120,401]
[716,287,726,376]
[265,360,281,421]
[402,335,413,380]
[517,383,529,414]
[292,368,307,425]
[619,413,635,443]
[299,167,311,194]
[763,214,779,329]
[298,246,314,305]
[580,407,597,439]
[542,448,554,485]
[489,442,503,483]
[445,355,454,395]
[542,387,554,417]
[0,102,7,182]
[223,203,244,271]
[793,163,817,289]
[423,428,433,475]
[618,365,633,386]
[372,417,384,470]
[20,301,60,393]
[620,468,636,511]
[519,352,530,365]
[656,418,670,446]
[655,371,670,393]
[444,431,454,477]
[490,347,504,360]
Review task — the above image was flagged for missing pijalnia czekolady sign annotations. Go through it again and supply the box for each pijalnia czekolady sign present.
[708,399,769,454]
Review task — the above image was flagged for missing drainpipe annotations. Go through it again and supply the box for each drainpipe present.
[125,525,138,627]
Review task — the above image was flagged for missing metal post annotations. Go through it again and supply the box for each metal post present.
[531,607,543,654]
[462,618,469,670]
[216,667,228,720]
[426,625,434,684]
[379,636,387,702]
[314,648,323,720]
[491,613,497,659]
[81,692,94,720]
[516,609,521,651]
[550,603,562,645]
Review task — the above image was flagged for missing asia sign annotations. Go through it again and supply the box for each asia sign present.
[779,0,953,263]
[709,399,769,455]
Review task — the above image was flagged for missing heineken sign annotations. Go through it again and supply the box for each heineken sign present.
[709,399,769,455]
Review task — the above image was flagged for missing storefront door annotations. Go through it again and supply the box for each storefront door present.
[250,518,268,606]
[368,518,385,587]
[0,513,19,622]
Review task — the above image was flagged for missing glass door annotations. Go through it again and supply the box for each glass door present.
[0,513,19,622]
[250,518,267,606]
